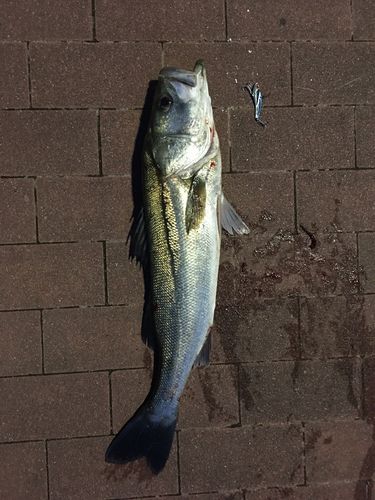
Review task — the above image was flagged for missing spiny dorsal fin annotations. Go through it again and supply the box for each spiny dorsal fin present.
[128,206,149,267]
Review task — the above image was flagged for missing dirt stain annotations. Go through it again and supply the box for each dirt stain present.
[102,457,154,484]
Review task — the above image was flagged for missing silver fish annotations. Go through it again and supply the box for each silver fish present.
[105,60,249,474]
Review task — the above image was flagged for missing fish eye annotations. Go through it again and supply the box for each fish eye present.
[158,96,172,111]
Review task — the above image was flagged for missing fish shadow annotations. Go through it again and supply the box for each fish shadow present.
[128,79,157,342]
[129,80,157,226]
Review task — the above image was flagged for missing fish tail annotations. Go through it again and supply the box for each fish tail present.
[105,403,178,474]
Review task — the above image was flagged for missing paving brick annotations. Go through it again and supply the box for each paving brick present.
[227,0,351,41]
[297,171,375,232]
[356,106,375,168]
[0,243,104,310]
[164,42,291,108]
[0,0,92,41]
[305,420,374,483]
[179,364,239,428]
[0,310,42,376]
[354,0,375,40]
[37,177,132,242]
[179,425,303,493]
[359,233,375,293]
[245,482,368,500]
[293,42,375,105]
[0,372,109,442]
[106,242,144,305]
[101,110,142,175]
[29,42,162,108]
[0,110,98,176]
[213,298,299,363]
[300,295,375,358]
[233,232,358,299]
[230,106,355,171]
[0,178,36,243]
[48,436,179,499]
[0,441,47,500]
[364,357,375,419]
[167,494,243,500]
[96,0,225,41]
[240,359,362,425]
[222,172,295,234]
[216,233,236,308]
[0,42,29,108]
[43,305,147,373]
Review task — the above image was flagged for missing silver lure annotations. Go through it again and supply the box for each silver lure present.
[242,82,268,129]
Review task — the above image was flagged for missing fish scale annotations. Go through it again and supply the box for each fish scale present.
[105,60,249,474]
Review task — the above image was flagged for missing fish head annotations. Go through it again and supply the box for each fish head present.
[148,60,214,179]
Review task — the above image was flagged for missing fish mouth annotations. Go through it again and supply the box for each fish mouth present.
[159,60,206,88]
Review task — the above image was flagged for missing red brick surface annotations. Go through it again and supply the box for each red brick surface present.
[293,42,375,105]
[43,305,146,373]
[0,310,42,376]
[0,110,99,176]
[222,172,295,233]
[359,232,375,293]
[36,177,132,242]
[29,42,162,108]
[240,359,362,425]
[0,0,92,41]
[179,425,303,493]
[357,106,375,168]
[305,421,374,483]
[0,441,47,500]
[0,372,109,441]
[230,106,355,171]
[0,42,29,108]
[95,0,225,41]
[245,483,368,500]
[297,171,375,232]
[353,0,375,40]
[48,436,179,499]
[2,2,375,499]
[0,243,104,309]
[227,0,351,41]
[100,110,141,176]
[0,178,36,243]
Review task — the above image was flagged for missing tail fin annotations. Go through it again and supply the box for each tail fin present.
[105,404,178,475]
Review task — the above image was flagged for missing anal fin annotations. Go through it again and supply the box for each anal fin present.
[192,328,212,368]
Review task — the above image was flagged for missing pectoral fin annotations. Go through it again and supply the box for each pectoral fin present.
[185,175,207,233]
[218,194,250,235]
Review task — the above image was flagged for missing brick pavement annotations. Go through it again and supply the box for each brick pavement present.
[1,1,375,499]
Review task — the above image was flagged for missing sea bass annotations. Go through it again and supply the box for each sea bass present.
[105,60,249,474]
